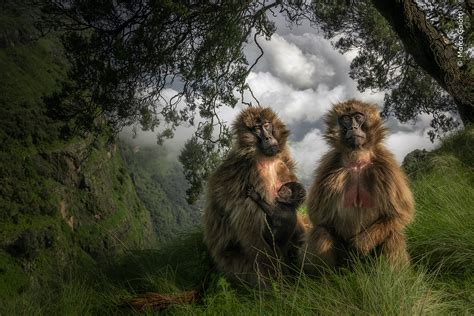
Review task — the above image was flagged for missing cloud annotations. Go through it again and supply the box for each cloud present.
[243,31,385,138]
[254,33,335,90]
[386,130,437,163]
[289,128,329,184]
[245,71,345,126]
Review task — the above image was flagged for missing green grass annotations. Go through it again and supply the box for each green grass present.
[0,231,211,315]
[407,127,473,278]
[176,259,456,315]
[1,127,473,315]
[408,156,474,276]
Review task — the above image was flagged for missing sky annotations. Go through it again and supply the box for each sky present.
[121,14,439,185]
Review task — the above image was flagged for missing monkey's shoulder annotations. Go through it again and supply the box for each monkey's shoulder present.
[366,151,410,186]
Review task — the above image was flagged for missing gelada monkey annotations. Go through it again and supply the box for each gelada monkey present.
[204,107,306,286]
[304,100,414,272]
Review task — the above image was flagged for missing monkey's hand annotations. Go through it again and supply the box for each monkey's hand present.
[247,186,274,217]
[351,219,395,255]
[246,186,261,202]
[350,230,375,255]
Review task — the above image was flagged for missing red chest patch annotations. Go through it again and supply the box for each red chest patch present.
[343,161,375,208]
[257,159,286,199]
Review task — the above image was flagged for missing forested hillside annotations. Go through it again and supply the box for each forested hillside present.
[0,2,198,307]
[119,143,201,244]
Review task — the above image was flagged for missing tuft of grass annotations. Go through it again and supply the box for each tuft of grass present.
[406,125,474,278]
[407,158,474,277]
[174,258,458,315]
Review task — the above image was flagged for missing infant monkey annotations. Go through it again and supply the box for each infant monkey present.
[248,182,306,247]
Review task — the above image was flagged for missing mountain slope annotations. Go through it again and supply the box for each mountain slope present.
[119,143,201,244]
[0,3,157,304]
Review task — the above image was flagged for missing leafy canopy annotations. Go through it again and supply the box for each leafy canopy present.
[39,0,472,202]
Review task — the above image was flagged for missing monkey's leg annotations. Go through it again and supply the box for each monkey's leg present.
[379,231,410,268]
[303,225,338,273]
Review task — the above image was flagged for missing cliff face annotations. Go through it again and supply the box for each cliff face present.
[0,3,203,301]
[119,143,201,244]
[0,4,157,299]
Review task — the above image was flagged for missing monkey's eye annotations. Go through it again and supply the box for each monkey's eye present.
[340,115,351,125]
[263,122,270,129]
[353,113,364,122]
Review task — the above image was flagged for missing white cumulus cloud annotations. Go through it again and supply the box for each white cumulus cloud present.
[245,71,345,125]
[289,128,329,184]
[386,130,437,163]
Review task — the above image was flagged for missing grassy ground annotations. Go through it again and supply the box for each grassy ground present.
[1,128,473,315]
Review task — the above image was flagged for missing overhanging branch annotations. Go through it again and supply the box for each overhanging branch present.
[371,0,473,124]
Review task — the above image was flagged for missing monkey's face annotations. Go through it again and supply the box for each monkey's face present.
[252,119,279,156]
[339,112,367,148]
[233,107,289,156]
[277,182,306,206]
[324,100,387,151]
[278,185,293,201]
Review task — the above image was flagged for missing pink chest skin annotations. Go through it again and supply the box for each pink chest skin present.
[257,159,285,199]
[343,160,374,209]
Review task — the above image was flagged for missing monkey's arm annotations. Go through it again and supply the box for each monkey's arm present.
[306,150,345,226]
[351,217,404,254]
[247,187,274,217]
[352,155,415,254]
[373,149,415,224]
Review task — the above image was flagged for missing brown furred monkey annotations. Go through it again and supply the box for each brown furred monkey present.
[304,100,414,272]
[203,107,306,287]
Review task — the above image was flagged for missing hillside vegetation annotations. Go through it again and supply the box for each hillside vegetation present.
[0,3,197,310]
[119,143,201,244]
[2,127,472,315]
[0,22,157,300]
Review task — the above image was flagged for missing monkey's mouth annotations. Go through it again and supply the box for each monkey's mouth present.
[346,134,366,139]
[262,144,279,156]
[346,135,366,147]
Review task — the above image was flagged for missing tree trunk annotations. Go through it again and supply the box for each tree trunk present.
[372,0,474,125]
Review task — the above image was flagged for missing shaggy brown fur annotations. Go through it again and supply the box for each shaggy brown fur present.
[303,100,414,272]
[203,107,306,286]
[247,181,306,251]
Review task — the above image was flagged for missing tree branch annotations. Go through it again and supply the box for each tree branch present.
[371,0,473,124]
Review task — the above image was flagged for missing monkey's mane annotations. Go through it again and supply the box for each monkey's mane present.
[232,107,289,157]
[324,99,387,150]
